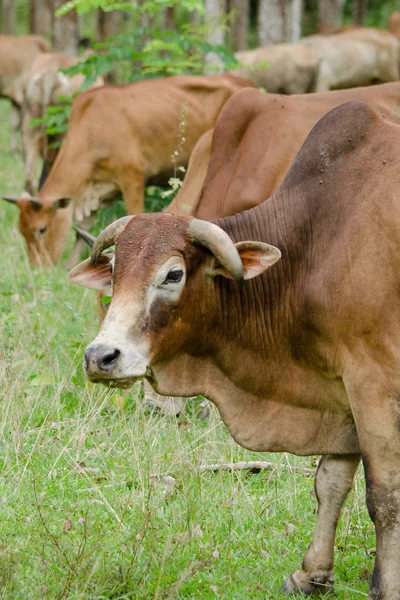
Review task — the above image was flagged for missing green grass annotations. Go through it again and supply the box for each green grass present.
[0,98,375,599]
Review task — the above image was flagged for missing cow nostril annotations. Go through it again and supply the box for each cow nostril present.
[84,345,121,374]
[99,348,121,370]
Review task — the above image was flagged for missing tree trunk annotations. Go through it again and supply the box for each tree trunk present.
[318,0,346,27]
[97,8,121,42]
[30,0,53,36]
[1,0,16,34]
[51,0,79,55]
[231,0,248,51]
[188,8,201,26]
[257,0,302,46]
[286,0,302,42]
[163,7,175,30]
[353,0,367,25]
[204,0,227,72]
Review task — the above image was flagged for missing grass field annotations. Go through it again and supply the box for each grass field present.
[0,99,375,599]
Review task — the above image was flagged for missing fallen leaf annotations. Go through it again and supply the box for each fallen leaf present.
[259,549,270,558]
[284,521,297,534]
[64,518,72,531]
[210,585,219,596]
[111,393,127,409]
[29,374,53,387]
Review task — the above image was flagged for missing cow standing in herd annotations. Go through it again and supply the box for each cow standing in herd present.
[21,52,103,195]
[0,35,51,153]
[4,74,253,267]
[4,15,400,599]
[70,101,400,599]
[181,82,400,219]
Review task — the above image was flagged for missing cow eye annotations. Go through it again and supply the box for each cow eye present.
[39,226,47,235]
[163,269,183,284]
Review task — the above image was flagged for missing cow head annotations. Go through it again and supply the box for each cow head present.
[2,193,72,266]
[69,214,281,392]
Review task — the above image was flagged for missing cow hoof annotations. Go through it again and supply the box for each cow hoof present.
[281,570,334,596]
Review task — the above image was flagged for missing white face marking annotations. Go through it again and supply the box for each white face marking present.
[146,255,186,313]
[90,301,150,382]
[86,254,187,384]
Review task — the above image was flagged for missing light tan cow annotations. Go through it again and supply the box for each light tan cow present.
[0,35,51,152]
[4,74,254,267]
[232,44,321,94]
[301,28,400,91]
[21,52,103,195]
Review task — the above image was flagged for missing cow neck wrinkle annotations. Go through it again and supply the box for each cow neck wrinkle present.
[212,188,309,359]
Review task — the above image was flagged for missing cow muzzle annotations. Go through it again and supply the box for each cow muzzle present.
[84,342,149,388]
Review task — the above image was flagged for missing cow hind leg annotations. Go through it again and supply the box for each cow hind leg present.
[281,454,360,596]
[343,363,400,600]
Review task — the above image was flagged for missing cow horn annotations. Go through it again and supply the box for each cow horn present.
[91,216,134,264]
[74,225,96,248]
[187,218,244,284]
[2,195,19,204]
[29,196,42,207]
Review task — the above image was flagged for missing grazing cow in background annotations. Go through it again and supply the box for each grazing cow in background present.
[301,28,399,91]
[21,52,103,195]
[183,82,400,220]
[71,101,400,598]
[232,44,321,94]
[3,74,254,267]
[316,24,362,35]
[0,35,51,152]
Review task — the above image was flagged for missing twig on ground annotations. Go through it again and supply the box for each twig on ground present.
[198,461,315,474]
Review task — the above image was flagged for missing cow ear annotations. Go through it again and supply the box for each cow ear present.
[214,241,281,281]
[53,197,72,211]
[68,254,112,290]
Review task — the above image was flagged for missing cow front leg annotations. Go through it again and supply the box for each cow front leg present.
[10,103,21,154]
[119,168,145,214]
[282,454,360,596]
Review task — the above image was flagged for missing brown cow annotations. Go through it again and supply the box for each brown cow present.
[0,35,51,152]
[70,101,400,598]
[4,74,253,267]
[21,52,103,195]
[187,82,400,220]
